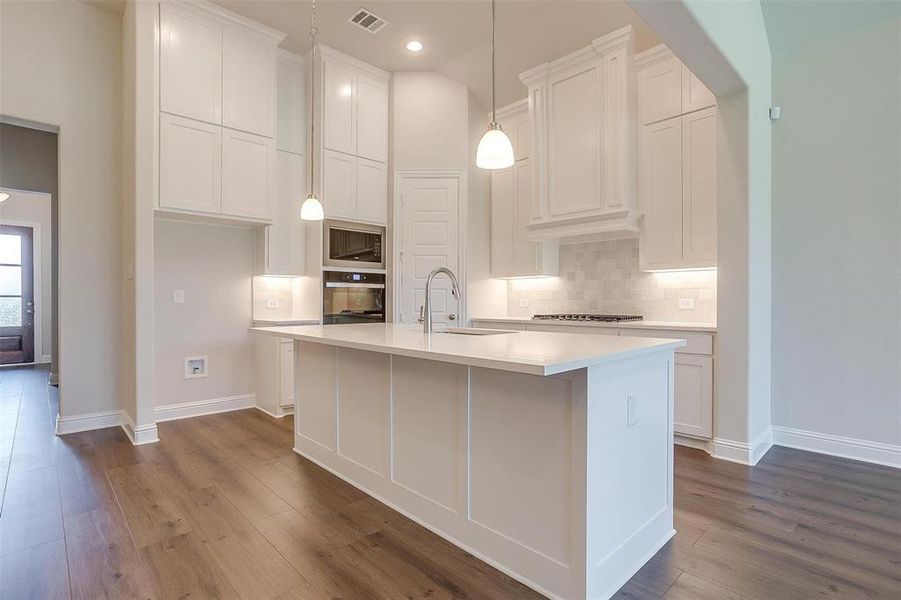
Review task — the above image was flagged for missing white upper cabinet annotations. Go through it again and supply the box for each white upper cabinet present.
[322,56,356,155]
[355,157,388,224]
[490,101,558,279]
[160,113,222,213]
[222,26,276,137]
[276,51,305,154]
[681,64,716,114]
[314,46,389,224]
[156,1,284,224]
[160,3,222,124]
[520,26,637,243]
[221,128,275,219]
[259,151,306,276]
[636,45,717,271]
[682,107,717,266]
[355,72,389,163]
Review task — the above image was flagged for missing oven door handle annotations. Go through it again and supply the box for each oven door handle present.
[324,282,386,289]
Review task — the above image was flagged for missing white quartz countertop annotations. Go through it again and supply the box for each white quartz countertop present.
[251,323,685,376]
[471,316,717,333]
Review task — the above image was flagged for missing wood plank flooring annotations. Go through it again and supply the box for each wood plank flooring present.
[0,365,899,599]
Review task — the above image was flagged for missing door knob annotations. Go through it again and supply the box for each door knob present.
[448,313,457,321]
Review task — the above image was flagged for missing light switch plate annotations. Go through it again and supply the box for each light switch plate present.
[519,298,529,308]
[266,299,280,309]
[678,298,695,310]
[627,395,639,427]
[173,289,185,304]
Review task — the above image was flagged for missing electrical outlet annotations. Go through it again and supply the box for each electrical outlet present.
[173,289,185,304]
[678,298,695,310]
[627,395,639,427]
[519,298,529,308]
[266,299,280,309]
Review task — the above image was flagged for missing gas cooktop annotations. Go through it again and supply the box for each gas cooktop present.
[531,313,644,323]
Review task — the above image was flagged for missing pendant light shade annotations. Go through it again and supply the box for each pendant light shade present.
[300,193,324,221]
[301,0,325,221]
[476,123,514,169]
[477,0,514,170]
[0,191,9,203]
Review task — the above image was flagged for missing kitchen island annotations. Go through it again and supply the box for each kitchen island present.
[251,323,684,600]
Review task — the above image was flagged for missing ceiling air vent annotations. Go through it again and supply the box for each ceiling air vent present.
[348,7,389,34]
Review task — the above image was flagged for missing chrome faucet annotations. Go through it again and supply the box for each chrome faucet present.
[422,267,461,333]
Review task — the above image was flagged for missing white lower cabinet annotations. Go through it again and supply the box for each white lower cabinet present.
[472,319,715,441]
[278,341,295,409]
[254,336,296,418]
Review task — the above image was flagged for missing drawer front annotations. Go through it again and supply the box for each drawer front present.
[527,323,618,336]
[618,328,713,355]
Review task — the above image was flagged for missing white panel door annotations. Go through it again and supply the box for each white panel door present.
[277,53,305,154]
[322,150,356,220]
[637,57,681,125]
[638,117,683,270]
[265,151,305,275]
[160,3,222,124]
[222,27,276,137]
[681,64,716,114]
[490,167,514,278]
[322,57,356,155]
[355,72,388,163]
[221,128,275,220]
[682,107,717,267]
[398,176,460,325]
[355,157,387,224]
[159,113,221,213]
[548,66,601,216]
[513,159,541,275]
[674,354,713,438]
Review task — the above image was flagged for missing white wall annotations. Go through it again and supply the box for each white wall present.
[769,12,901,447]
[0,190,53,360]
[153,220,256,408]
[1,0,124,417]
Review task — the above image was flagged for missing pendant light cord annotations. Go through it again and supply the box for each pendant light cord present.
[309,0,318,195]
[491,0,497,125]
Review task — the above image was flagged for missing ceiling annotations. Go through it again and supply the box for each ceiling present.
[211,0,661,109]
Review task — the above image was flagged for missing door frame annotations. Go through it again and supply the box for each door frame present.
[0,215,45,365]
[392,170,468,325]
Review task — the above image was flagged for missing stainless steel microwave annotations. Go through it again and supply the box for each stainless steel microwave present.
[322,219,386,270]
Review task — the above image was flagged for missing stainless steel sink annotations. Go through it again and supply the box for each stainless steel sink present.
[439,328,516,336]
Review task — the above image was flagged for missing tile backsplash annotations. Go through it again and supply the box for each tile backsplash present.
[507,238,717,323]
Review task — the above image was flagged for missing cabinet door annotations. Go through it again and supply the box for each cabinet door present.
[322,150,356,220]
[490,167,514,277]
[160,3,222,124]
[355,72,388,163]
[682,108,717,267]
[277,53,305,154]
[681,64,716,114]
[638,117,683,270]
[223,27,276,137]
[637,57,681,125]
[674,354,713,438]
[513,114,532,161]
[221,128,275,220]
[513,159,540,275]
[265,152,305,275]
[160,113,221,213]
[355,157,387,224]
[279,341,295,408]
[547,65,601,217]
[322,58,356,155]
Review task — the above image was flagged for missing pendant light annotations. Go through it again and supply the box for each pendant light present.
[476,0,514,170]
[300,0,325,221]
[0,191,9,203]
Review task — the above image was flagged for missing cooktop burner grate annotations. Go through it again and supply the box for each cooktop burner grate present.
[531,313,644,323]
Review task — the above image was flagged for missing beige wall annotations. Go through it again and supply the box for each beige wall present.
[1,0,124,416]
[153,220,256,408]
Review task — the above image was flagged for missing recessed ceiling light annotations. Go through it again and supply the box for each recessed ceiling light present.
[405,40,423,53]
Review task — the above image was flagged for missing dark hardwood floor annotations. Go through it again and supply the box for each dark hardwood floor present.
[0,365,899,599]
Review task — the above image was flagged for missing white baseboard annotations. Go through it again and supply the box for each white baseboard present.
[154,393,256,422]
[121,412,160,445]
[674,434,711,453]
[772,426,900,469]
[711,429,773,466]
[55,409,122,435]
[255,404,294,419]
